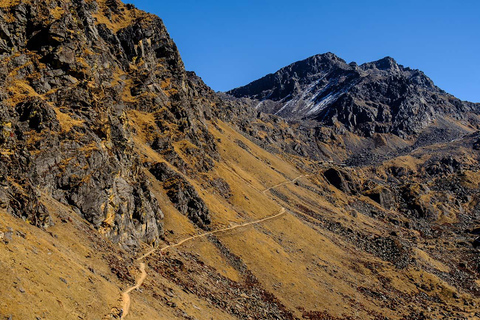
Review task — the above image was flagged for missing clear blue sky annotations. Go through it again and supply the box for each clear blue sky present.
[127,0,480,102]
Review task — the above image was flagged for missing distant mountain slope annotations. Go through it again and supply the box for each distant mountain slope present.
[228,53,480,137]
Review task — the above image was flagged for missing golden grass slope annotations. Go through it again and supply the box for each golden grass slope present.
[121,117,480,319]
[1,109,479,319]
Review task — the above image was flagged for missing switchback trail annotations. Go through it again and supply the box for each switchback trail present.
[118,174,308,319]
[120,263,146,320]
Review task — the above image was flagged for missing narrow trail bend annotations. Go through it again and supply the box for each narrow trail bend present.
[120,263,146,319]
[118,174,309,319]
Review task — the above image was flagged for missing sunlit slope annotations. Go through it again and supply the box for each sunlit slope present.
[1,113,478,319]
[119,118,480,319]
[0,201,123,320]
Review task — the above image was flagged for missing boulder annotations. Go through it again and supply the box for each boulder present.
[323,168,359,194]
[364,186,396,210]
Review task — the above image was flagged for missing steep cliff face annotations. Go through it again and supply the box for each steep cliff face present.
[0,0,219,250]
[228,53,480,138]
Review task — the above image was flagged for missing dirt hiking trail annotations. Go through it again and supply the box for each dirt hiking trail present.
[118,175,307,319]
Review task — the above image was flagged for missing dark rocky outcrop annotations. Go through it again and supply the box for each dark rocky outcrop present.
[209,177,232,199]
[399,184,434,219]
[364,186,396,210]
[323,168,359,194]
[473,238,480,248]
[150,162,211,229]
[473,133,480,150]
[425,156,462,176]
[0,0,219,250]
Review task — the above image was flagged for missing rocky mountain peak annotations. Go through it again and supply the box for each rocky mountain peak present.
[228,54,480,138]
[227,52,352,102]
[305,52,348,68]
[361,56,400,71]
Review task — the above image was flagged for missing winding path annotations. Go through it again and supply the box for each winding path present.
[120,263,146,319]
[118,174,307,319]
[262,175,305,194]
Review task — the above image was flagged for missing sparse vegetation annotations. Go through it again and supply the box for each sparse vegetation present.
[0,0,478,319]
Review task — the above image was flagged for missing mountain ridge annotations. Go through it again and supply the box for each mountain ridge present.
[228,53,480,138]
